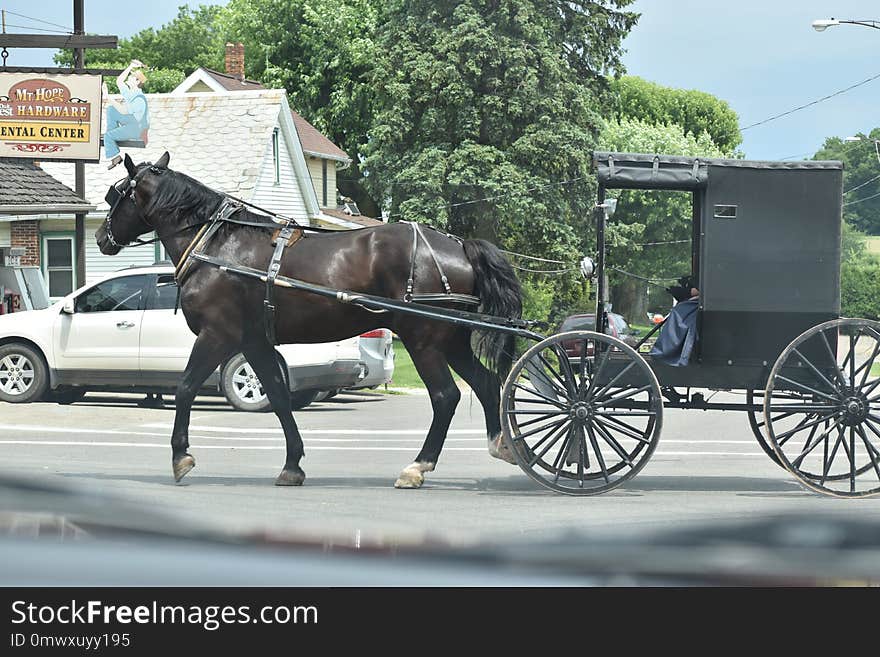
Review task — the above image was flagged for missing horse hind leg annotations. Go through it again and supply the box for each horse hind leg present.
[394,341,461,489]
[241,339,306,486]
[447,332,517,465]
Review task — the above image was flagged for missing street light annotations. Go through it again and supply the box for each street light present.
[812,18,880,32]
[845,136,880,164]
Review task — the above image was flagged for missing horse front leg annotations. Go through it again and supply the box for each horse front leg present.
[171,331,237,482]
[241,339,306,486]
[394,343,461,489]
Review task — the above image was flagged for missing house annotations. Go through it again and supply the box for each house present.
[37,87,332,298]
[173,43,381,229]
[0,158,93,301]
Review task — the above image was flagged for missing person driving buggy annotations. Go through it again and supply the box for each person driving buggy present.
[649,274,699,367]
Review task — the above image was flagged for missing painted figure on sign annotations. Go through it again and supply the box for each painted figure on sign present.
[103,60,150,170]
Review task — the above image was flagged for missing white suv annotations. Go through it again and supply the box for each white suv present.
[0,265,365,411]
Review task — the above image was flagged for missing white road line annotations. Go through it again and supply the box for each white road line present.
[0,424,763,444]
[0,440,765,456]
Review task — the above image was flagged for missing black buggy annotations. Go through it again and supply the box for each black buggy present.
[499,151,880,498]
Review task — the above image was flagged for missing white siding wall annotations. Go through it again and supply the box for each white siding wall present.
[40,217,158,285]
[252,129,310,223]
[0,222,10,247]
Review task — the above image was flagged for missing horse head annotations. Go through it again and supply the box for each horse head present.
[95,151,171,255]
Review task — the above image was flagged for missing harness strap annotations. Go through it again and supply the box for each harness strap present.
[404,221,455,301]
[264,222,298,345]
[174,199,242,283]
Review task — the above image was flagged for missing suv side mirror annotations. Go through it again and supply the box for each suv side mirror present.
[61,299,75,314]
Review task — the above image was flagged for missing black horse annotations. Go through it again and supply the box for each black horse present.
[96,152,522,488]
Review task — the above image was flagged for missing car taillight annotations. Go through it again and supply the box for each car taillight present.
[360,329,388,339]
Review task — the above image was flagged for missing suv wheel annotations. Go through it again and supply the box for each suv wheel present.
[221,351,296,413]
[0,343,49,403]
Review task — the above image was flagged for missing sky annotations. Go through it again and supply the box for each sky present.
[1,0,878,161]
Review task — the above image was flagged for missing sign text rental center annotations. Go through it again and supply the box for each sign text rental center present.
[0,73,102,161]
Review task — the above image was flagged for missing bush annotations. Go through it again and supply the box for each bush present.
[841,260,880,319]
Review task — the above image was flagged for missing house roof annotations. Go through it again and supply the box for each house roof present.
[201,67,267,92]
[319,207,383,227]
[0,158,94,215]
[41,90,318,216]
[173,68,351,164]
[289,110,351,163]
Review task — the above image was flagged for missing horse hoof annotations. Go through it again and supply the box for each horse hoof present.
[172,454,195,482]
[488,433,517,465]
[394,467,425,489]
[275,469,305,486]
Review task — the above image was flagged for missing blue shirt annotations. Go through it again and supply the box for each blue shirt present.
[120,86,149,130]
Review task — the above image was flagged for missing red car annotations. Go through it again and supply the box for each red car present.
[558,312,640,357]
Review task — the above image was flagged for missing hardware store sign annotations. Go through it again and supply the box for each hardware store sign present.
[0,73,102,161]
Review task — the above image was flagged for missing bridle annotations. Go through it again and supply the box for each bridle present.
[103,164,165,249]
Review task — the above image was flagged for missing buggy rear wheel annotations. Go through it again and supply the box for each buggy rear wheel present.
[746,390,783,467]
[764,318,880,498]
[501,331,663,495]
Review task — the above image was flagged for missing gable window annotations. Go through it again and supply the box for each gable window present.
[42,235,75,299]
[272,127,280,185]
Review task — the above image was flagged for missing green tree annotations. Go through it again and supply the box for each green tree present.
[222,0,383,215]
[814,129,880,234]
[610,76,741,153]
[363,0,637,311]
[597,117,726,321]
[54,5,226,93]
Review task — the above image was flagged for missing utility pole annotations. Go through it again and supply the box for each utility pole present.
[73,0,86,288]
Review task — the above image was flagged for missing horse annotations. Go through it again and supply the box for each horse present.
[95,152,522,489]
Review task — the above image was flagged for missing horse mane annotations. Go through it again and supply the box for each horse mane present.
[143,167,224,225]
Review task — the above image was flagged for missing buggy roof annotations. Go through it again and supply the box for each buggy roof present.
[592,151,844,191]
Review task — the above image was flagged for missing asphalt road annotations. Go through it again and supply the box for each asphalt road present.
[2,388,880,546]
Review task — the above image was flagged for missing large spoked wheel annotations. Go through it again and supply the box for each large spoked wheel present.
[764,318,880,498]
[746,390,783,467]
[501,331,663,495]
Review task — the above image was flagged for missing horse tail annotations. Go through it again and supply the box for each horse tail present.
[462,239,522,379]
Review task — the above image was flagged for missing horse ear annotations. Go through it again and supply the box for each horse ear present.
[155,151,170,169]
[123,153,136,178]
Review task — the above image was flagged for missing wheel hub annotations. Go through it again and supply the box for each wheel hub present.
[841,394,868,426]
[569,402,591,422]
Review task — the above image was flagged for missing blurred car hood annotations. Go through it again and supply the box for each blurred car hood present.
[0,473,878,586]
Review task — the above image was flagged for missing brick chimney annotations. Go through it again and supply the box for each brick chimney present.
[225,42,245,80]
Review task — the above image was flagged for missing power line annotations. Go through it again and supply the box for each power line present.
[741,71,880,132]
[0,8,72,32]
[1,22,71,34]
[843,189,880,207]
[845,172,880,195]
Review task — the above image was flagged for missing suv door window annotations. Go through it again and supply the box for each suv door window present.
[74,275,148,313]
[147,274,179,310]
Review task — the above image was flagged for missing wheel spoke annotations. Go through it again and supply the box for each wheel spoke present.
[594,414,651,444]
[533,352,573,398]
[511,382,567,409]
[819,328,848,386]
[773,375,839,402]
[594,384,654,407]
[513,411,569,430]
[523,363,569,401]
[578,340,590,396]
[791,347,841,394]
[848,331,858,384]
[856,425,880,482]
[592,420,634,466]
[19,370,33,380]
[777,413,821,446]
[791,417,845,468]
[585,422,609,483]
[856,338,880,389]
[586,343,610,398]
[849,426,857,493]
[528,420,571,467]
[551,344,578,397]
[590,360,636,402]
[551,425,575,484]
[819,425,845,486]
[510,416,569,443]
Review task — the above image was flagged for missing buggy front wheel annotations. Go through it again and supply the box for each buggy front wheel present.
[501,331,663,495]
